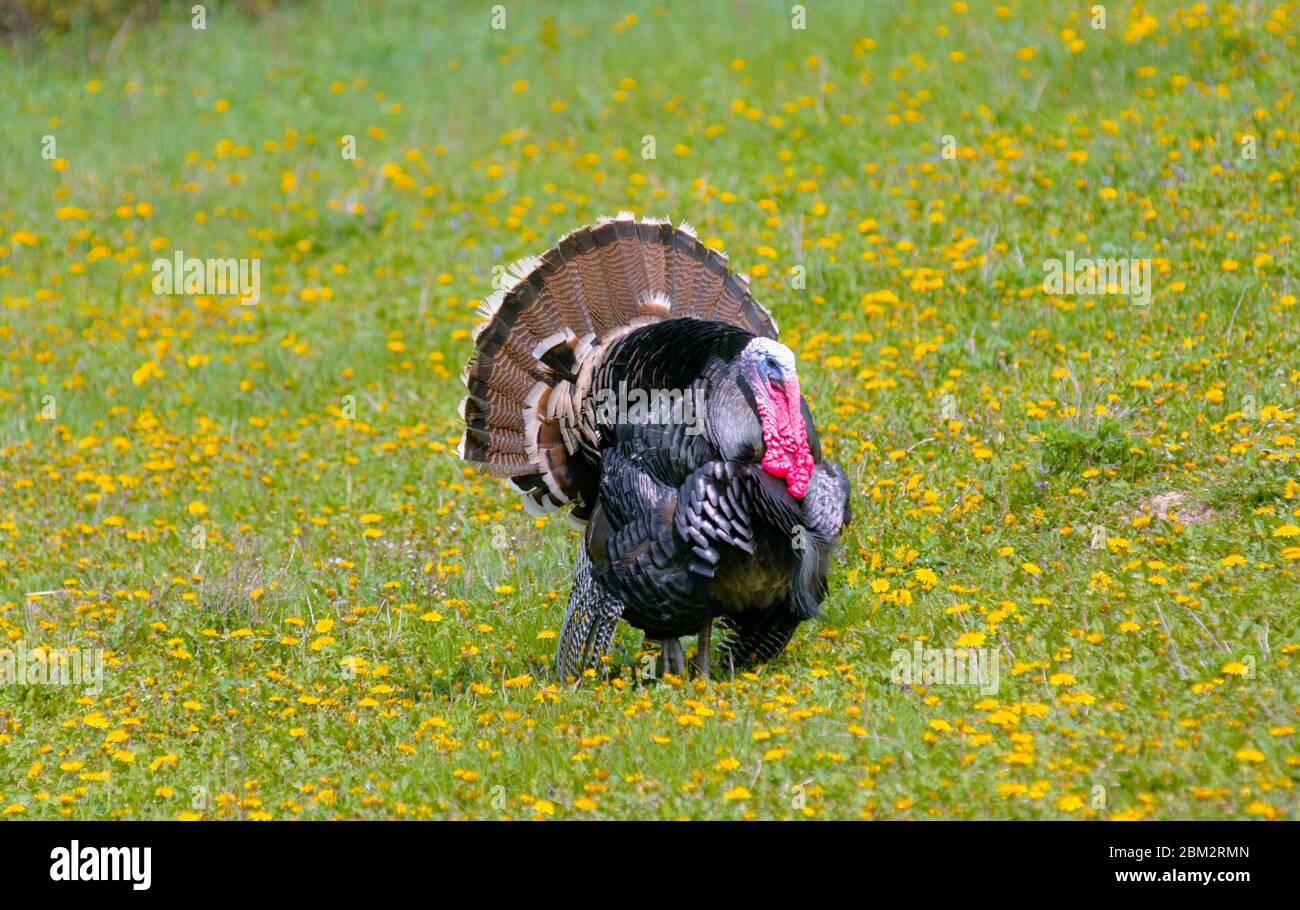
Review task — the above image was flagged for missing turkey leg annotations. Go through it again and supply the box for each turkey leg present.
[660,638,686,677]
[691,620,712,679]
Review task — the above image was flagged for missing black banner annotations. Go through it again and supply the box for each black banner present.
[2,820,1284,896]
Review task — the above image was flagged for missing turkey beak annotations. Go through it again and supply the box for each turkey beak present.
[760,359,804,417]
[762,357,786,394]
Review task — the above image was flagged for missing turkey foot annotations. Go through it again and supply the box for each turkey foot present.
[660,638,686,677]
[690,620,712,679]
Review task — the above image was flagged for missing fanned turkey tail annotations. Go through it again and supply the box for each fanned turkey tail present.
[458,213,778,523]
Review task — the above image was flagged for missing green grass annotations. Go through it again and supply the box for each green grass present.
[0,0,1297,820]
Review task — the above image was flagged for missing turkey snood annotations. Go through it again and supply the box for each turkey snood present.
[743,338,814,500]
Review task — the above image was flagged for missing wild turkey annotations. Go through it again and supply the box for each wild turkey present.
[459,214,851,681]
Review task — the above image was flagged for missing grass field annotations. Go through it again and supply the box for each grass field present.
[0,0,1297,820]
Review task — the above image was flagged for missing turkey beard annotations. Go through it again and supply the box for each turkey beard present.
[755,376,814,500]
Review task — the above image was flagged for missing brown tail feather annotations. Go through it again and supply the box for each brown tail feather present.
[458,213,779,522]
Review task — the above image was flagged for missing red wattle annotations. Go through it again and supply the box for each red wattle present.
[757,376,814,500]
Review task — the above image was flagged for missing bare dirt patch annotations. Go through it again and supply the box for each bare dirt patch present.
[1133,491,1217,526]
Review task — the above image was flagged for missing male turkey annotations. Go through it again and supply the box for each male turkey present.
[459,214,851,682]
